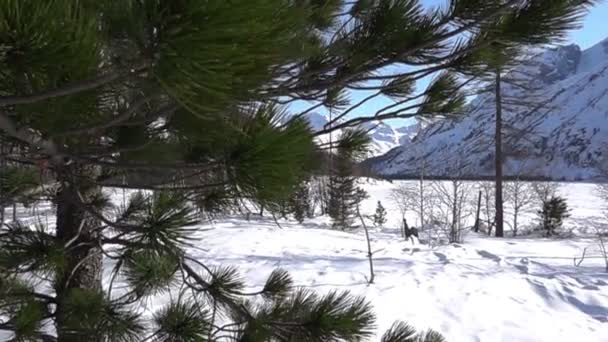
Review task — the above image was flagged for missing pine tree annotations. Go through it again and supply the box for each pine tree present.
[329,130,370,230]
[374,201,388,227]
[292,180,311,224]
[538,196,570,237]
[329,173,358,230]
[455,0,598,237]
[0,2,376,340]
[0,1,597,340]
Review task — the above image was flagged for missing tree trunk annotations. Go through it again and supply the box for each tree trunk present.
[513,211,518,237]
[474,190,482,233]
[494,69,504,238]
[0,134,5,225]
[356,206,374,284]
[54,169,102,342]
[451,181,458,243]
[419,159,425,229]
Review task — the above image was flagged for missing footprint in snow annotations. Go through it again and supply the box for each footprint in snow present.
[434,252,449,264]
[513,258,529,274]
[477,250,501,263]
[402,247,421,255]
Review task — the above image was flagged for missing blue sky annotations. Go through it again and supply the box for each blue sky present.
[568,1,608,49]
[290,1,608,128]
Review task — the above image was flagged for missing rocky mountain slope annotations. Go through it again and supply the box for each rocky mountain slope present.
[367,37,608,181]
[305,112,418,157]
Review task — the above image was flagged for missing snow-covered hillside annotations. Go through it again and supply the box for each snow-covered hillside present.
[305,112,419,157]
[368,37,608,180]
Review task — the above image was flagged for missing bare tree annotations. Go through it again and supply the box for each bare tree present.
[597,230,608,273]
[504,175,536,236]
[309,176,330,216]
[429,179,474,244]
[532,182,559,205]
[592,183,608,271]
[505,180,535,236]
[356,204,375,284]
[390,180,433,242]
[477,181,495,235]
[596,183,608,203]
[416,124,427,232]
[389,182,414,223]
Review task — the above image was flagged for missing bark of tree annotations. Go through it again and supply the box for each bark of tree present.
[495,69,504,238]
[0,134,4,225]
[474,190,482,233]
[356,206,374,284]
[451,182,458,242]
[54,166,102,342]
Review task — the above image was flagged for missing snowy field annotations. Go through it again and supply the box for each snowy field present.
[4,180,608,341]
[182,180,608,342]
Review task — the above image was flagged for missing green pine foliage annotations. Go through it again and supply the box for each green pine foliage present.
[0,0,597,340]
[0,165,40,209]
[291,180,311,223]
[329,174,360,230]
[381,321,447,342]
[374,201,388,227]
[538,196,571,237]
[329,130,370,230]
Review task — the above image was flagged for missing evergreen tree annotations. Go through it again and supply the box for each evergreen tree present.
[374,201,388,227]
[0,1,597,340]
[328,173,358,230]
[292,180,311,223]
[538,196,570,237]
[455,0,598,237]
[329,130,370,230]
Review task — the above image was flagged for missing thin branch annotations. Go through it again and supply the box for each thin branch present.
[0,65,150,106]
[53,98,175,138]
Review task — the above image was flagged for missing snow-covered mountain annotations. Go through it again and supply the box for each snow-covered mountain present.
[368,37,608,181]
[304,112,419,157]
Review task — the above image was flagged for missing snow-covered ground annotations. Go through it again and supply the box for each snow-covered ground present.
[186,180,608,341]
[3,181,608,341]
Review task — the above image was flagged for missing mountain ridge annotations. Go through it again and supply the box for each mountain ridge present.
[366,37,608,181]
[303,112,420,157]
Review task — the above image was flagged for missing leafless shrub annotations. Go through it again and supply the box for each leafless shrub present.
[428,180,475,244]
[592,183,608,271]
[309,176,330,216]
[504,178,536,236]
[389,181,431,226]
[531,181,559,205]
[476,181,495,235]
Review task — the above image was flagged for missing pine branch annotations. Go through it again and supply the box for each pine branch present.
[0,65,150,107]
[52,97,174,138]
[0,112,61,161]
